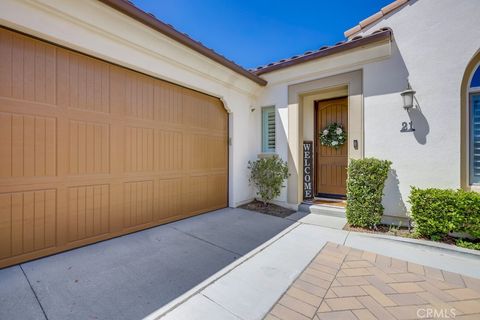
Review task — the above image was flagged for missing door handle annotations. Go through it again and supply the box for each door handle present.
[353,140,358,150]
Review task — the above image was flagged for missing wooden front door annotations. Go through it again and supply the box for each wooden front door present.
[315,97,348,197]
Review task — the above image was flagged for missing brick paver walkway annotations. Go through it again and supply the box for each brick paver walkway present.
[265,242,480,320]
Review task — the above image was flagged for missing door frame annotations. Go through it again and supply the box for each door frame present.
[287,70,364,205]
[314,96,348,199]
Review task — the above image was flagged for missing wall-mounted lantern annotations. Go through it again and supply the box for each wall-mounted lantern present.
[400,82,416,110]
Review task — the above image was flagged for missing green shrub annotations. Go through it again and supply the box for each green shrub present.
[409,188,461,238]
[457,190,480,238]
[346,158,392,228]
[409,188,480,239]
[248,156,289,205]
[456,239,480,251]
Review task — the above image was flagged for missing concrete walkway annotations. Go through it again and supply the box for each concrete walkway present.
[0,208,294,320]
[148,213,480,320]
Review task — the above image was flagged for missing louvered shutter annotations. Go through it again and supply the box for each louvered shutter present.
[471,94,480,184]
[262,106,276,153]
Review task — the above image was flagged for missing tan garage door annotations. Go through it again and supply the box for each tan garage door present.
[0,27,228,268]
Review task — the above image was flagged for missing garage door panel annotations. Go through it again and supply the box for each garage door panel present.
[0,27,228,268]
[154,129,183,172]
[124,73,154,120]
[184,134,228,171]
[109,65,127,115]
[0,113,12,177]
[0,193,12,258]
[207,100,228,132]
[183,90,214,130]
[57,49,111,113]
[209,174,228,209]
[125,126,154,172]
[0,112,57,178]
[68,120,110,175]
[153,81,183,124]
[0,189,57,259]
[155,178,183,220]
[184,173,227,214]
[209,136,229,170]
[186,175,209,214]
[0,29,56,104]
[67,184,110,243]
[186,133,208,171]
[123,180,155,229]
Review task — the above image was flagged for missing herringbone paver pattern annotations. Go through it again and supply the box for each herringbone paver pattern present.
[265,242,480,320]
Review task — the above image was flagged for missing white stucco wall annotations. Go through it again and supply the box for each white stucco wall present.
[253,84,290,203]
[0,0,262,207]
[357,0,480,216]
[255,0,480,217]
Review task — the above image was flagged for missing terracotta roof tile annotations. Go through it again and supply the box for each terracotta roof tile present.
[359,11,384,28]
[382,0,409,14]
[344,0,409,38]
[344,25,362,37]
[249,28,392,75]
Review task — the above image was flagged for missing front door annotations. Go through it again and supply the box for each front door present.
[315,97,348,197]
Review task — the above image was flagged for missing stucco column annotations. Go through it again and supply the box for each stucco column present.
[287,102,303,205]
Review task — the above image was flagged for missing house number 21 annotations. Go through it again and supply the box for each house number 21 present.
[400,121,415,132]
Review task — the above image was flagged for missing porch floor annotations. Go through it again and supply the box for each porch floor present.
[313,199,347,208]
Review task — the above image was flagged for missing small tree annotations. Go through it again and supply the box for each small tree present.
[248,156,289,206]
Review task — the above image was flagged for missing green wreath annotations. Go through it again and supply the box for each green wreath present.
[319,123,347,149]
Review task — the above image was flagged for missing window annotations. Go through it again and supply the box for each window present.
[470,65,480,184]
[262,106,276,153]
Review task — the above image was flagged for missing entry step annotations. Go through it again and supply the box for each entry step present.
[299,201,346,218]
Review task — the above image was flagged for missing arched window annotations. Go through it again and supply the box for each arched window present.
[470,65,480,184]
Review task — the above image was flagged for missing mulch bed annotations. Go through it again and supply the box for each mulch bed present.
[239,200,295,218]
[343,224,465,247]
[344,224,413,238]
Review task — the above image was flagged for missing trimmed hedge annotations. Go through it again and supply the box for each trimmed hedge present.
[456,239,480,251]
[346,158,392,228]
[409,188,480,239]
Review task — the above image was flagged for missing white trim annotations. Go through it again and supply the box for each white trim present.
[0,0,261,97]
[262,40,391,86]
[470,86,480,93]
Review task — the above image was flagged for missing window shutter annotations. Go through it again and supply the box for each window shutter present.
[471,94,480,184]
[262,107,276,153]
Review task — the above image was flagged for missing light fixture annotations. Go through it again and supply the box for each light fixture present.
[400,82,416,110]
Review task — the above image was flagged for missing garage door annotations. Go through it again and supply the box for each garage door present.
[0,27,228,268]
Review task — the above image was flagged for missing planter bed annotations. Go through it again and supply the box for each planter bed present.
[240,200,295,218]
[343,224,480,251]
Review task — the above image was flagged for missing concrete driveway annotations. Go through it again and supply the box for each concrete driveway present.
[0,208,294,320]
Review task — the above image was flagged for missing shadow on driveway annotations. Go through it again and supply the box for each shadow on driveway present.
[0,208,294,320]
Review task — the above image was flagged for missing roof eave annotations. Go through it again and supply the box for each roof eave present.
[97,0,267,86]
[253,29,392,76]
